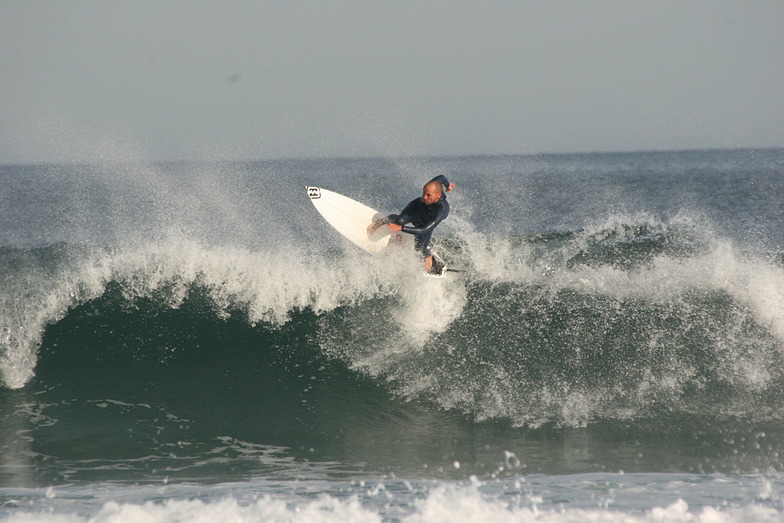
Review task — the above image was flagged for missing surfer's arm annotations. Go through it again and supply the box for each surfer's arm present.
[382,213,407,234]
[400,216,443,236]
[400,203,449,236]
[380,205,417,233]
[367,221,383,235]
[367,213,405,236]
[430,175,455,193]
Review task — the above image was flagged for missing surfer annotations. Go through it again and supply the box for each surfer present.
[367,175,455,273]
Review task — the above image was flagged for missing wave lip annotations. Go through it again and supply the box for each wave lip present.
[0,237,409,389]
[0,243,110,388]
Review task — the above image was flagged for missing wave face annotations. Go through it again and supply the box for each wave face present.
[1,150,784,484]
[3,218,784,426]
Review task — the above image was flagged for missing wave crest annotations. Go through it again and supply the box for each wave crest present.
[3,218,783,429]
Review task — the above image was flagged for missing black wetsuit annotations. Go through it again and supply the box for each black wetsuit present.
[383,175,451,257]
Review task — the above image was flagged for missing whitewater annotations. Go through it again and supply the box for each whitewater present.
[1,149,784,521]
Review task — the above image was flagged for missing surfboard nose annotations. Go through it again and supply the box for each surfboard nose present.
[307,186,321,199]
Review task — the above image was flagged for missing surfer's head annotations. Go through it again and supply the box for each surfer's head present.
[421,180,443,205]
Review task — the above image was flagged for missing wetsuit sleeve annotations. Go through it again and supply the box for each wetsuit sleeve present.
[401,201,450,236]
[378,213,405,226]
[430,175,451,190]
[381,199,419,226]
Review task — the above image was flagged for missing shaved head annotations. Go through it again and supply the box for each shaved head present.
[421,180,444,205]
[424,180,443,194]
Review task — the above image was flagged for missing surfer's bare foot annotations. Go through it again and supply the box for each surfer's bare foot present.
[423,255,433,272]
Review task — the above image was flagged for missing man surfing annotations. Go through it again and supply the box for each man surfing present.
[367,175,455,273]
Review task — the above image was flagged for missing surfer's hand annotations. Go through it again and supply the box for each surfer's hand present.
[367,221,381,236]
[446,183,456,193]
[386,223,403,233]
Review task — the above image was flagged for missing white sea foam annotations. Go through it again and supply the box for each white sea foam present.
[374,215,784,427]
[2,479,782,523]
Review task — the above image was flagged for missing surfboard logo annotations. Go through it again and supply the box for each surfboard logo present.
[307,187,321,199]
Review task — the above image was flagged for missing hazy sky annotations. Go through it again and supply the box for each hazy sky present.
[1,1,782,163]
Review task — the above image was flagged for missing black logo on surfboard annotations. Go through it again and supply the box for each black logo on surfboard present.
[307,187,321,199]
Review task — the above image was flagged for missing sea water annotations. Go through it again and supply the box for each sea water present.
[1,149,784,521]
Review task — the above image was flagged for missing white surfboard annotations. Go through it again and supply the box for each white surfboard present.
[306,186,447,275]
